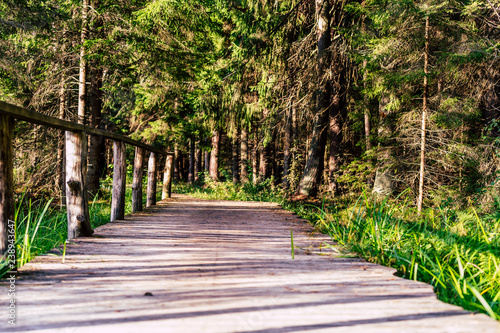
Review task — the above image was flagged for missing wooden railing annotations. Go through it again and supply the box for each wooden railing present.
[0,101,174,256]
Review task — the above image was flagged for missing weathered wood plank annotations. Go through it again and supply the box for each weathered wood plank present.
[0,115,14,257]
[110,140,126,222]
[146,152,156,207]
[6,196,499,332]
[162,154,174,199]
[0,101,172,157]
[132,147,145,213]
[65,131,93,238]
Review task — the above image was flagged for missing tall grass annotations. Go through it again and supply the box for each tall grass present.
[176,181,500,320]
[0,183,146,277]
[302,194,500,320]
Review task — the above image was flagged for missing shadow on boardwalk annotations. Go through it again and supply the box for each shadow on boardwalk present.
[1,195,498,333]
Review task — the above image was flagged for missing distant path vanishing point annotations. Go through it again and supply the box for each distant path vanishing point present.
[2,194,499,333]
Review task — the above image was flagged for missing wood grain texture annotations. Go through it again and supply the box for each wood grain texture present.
[65,131,93,238]
[111,140,126,222]
[0,115,14,256]
[146,152,156,207]
[0,101,172,156]
[132,147,145,213]
[3,195,499,332]
[162,154,173,200]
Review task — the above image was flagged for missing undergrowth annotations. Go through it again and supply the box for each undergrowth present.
[176,180,500,320]
[0,181,157,278]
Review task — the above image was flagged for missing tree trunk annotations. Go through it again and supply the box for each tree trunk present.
[328,96,341,192]
[162,155,174,199]
[87,68,104,196]
[283,104,292,190]
[146,152,157,207]
[204,150,210,174]
[188,138,195,184]
[132,147,145,213]
[417,16,430,214]
[0,115,14,256]
[66,131,93,238]
[363,59,372,153]
[111,141,126,222]
[372,95,394,196]
[209,129,220,181]
[174,143,179,180]
[232,130,239,184]
[252,127,259,184]
[295,0,331,197]
[78,0,89,125]
[240,126,249,183]
[195,143,201,182]
[57,77,67,198]
[361,8,372,153]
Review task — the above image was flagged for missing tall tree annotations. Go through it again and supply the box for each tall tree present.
[295,0,332,197]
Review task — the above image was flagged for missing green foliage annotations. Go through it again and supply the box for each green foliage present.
[0,183,146,278]
[174,182,500,320]
[174,175,283,203]
[288,193,500,320]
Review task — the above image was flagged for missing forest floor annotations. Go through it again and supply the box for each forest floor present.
[1,194,498,332]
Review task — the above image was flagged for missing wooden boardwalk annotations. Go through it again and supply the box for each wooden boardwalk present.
[2,195,499,332]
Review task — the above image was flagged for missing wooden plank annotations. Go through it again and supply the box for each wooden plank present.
[162,154,174,199]
[0,115,14,257]
[111,141,126,222]
[146,152,156,207]
[8,196,499,332]
[0,101,172,156]
[65,131,93,238]
[132,147,145,213]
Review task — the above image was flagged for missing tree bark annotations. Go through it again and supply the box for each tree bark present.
[417,16,430,214]
[188,138,195,184]
[57,77,67,198]
[363,59,372,152]
[87,68,104,196]
[162,155,174,199]
[252,126,259,184]
[195,143,201,182]
[0,115,14,256]
[209,129,220,181]
[146,152,157,207]
[66,131,93,238]
[78,0,89,124]
[204,150,210,174]
[232,130,240,184]
[132,147,145,213]
[372,94,394,196]
[240,126,249,183]
[295,0,332,197]
[111,141,126,222]
[174,143,179,180]
[283,104,292,190]
[328,96,341,192]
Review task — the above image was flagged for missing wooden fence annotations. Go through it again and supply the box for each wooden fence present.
[0,101,174,257]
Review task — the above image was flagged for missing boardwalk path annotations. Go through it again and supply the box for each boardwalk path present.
[2,195,499,332]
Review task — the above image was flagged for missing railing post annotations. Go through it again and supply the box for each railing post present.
[132,146,145,213]
[146,152,157,207]
[0,115,14,257]
[162,154,174,200]
[65,130,93,239]
[111,140,126,222]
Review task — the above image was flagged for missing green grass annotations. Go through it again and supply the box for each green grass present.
[175,180,500,320]
[0,180,163,278]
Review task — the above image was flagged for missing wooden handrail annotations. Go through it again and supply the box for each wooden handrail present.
[0,101,173,156]
[0,100,175,258]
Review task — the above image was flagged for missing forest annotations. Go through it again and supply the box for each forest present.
[0,0,499,321]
